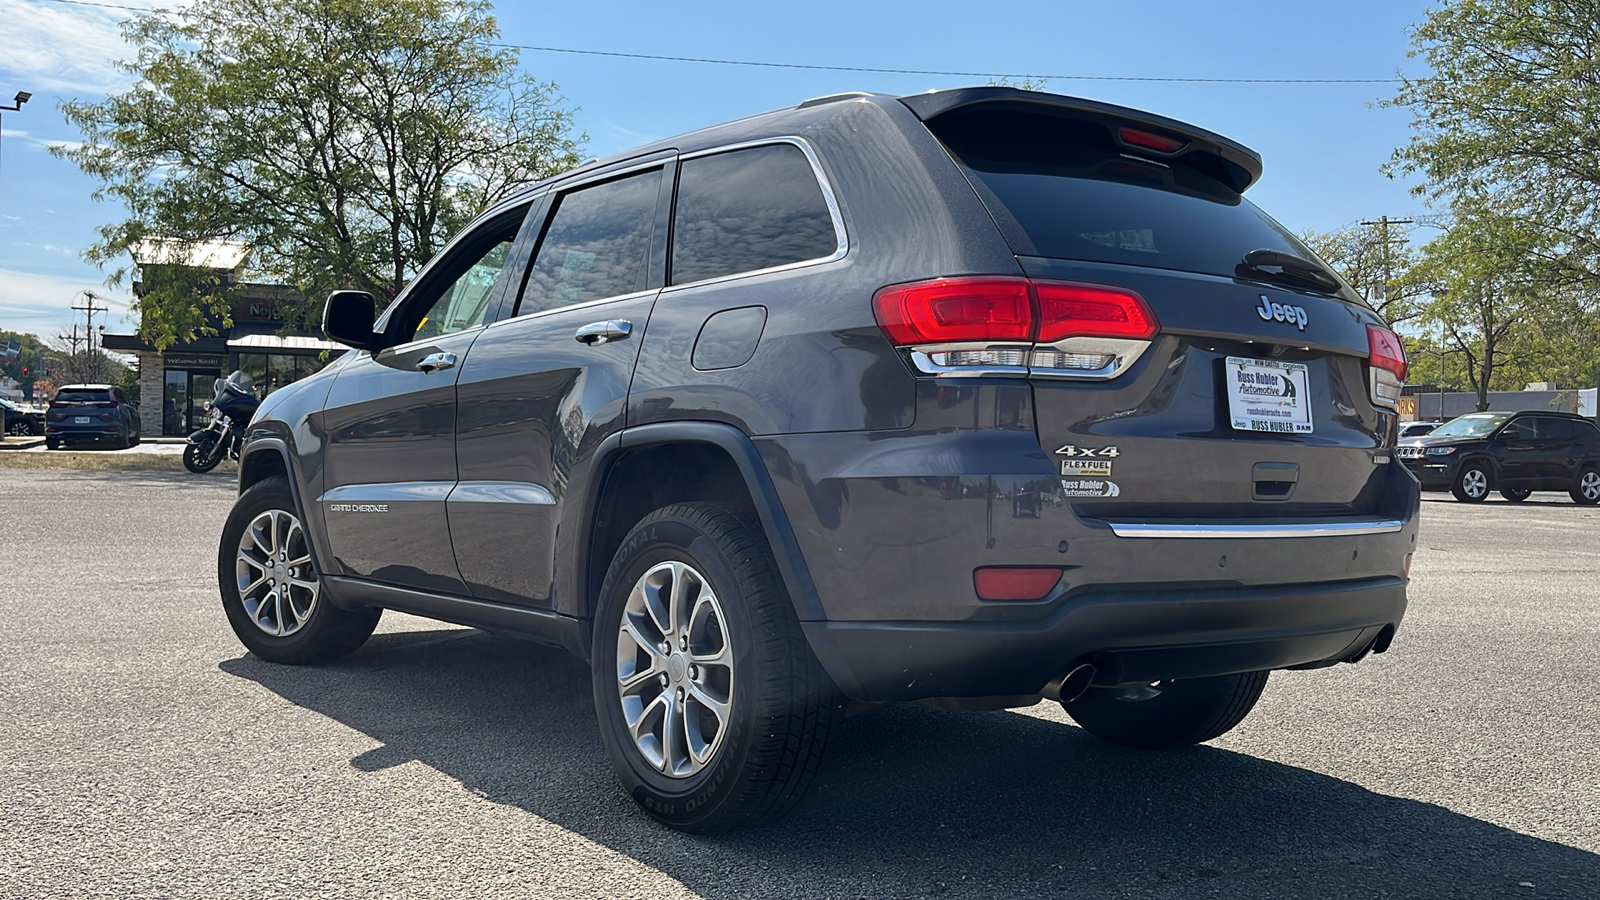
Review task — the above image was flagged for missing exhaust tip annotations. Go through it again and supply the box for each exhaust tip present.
[1051,662,1097,704]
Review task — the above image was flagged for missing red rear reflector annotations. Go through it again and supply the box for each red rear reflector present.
[973,566,1062,601]
[873,278,1157,347]
[1035,282,1157,342]
[1367,325,1408,381]
[1118,127,1186,154]
[872,278,1033,345]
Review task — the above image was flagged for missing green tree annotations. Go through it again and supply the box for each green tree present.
[55,0,583,350]
[1387,0,1600,288]
[1403,207,1549,410]
[1300,223,1423,326]
[0,331,51,398]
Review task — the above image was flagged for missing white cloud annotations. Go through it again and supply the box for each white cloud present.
[0,265,134,339]
[0,0,143,95]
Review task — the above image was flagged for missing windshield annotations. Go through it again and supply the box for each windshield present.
[1429,413,1511,438]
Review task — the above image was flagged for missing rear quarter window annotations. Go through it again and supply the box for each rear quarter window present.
[669,143,839,286]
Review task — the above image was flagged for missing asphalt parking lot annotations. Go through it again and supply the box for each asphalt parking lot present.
[2,469,1597,899]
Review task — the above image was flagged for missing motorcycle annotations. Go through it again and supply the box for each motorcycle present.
[183,371,261,473]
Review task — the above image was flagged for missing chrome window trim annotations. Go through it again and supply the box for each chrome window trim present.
[1103,519,1406,539]
[663,136,849,294]
[380,324,488,357]
[373,198,539,334]
[489,288,660,329]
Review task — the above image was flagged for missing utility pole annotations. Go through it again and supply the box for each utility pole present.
[70,291,110,382]
[1359,215,1414,308]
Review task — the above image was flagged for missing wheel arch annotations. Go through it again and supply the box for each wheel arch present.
[576,422,825,633]
[237,436,338,583]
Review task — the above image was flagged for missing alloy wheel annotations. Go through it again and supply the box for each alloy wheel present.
[1461,468,1488,500]
[1583,471,1600,501]
[615,560,734,779]
[234,509,318,637]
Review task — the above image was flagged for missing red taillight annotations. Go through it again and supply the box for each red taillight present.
[973,566,1062,602]
[1034,282,1158,342]
[1118,127,1186,154]
[872,277,1157,347]
[1367,325,1408,381]
[872,277,1033,345]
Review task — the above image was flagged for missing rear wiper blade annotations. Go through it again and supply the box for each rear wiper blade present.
[1238,248,1341,293]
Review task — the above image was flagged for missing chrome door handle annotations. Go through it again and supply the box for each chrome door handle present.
[574,319,632,345]
[417,351,457,374]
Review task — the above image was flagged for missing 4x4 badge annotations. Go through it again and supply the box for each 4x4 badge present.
[1056,445,1119,458]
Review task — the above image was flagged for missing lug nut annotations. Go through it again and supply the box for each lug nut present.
[679,635,688,650]
[688,664,699,679]
[660,642,670,654]
[676,687,684,701]
[658,673,669,688]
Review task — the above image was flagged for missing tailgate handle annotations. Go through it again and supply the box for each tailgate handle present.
[1252,462,1298,501]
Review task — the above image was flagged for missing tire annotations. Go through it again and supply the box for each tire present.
[183,436,223,473]
[1570,467,1600,505]
[129,432,141,447]
[591,502,838,833]
[1064,670,1270,749]
[5,419,29,436]
[1451,462,1492,503]
[1500,488,1531,502]
[45,437,60,451]
[217,476,380,664]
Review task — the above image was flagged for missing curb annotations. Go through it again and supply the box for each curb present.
[0,451,235,474]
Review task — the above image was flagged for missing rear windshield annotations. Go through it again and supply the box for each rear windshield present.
[53,389,110,403]
[929,109,1360,301]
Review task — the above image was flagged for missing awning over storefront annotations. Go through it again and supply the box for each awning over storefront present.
[226,334,344,352]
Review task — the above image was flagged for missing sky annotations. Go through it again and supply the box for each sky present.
[0,0,1436,341]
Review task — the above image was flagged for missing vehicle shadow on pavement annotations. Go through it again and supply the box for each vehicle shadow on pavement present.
[221,628,1600,899]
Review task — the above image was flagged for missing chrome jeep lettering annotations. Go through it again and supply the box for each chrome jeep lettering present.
[1256,295,1308,331]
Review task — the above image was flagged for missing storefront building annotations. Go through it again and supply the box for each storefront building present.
[104,286,342,437]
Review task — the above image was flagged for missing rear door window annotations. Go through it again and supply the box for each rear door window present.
[517,168,663,315]
[927,109,1354,295]
[670,143,839,286]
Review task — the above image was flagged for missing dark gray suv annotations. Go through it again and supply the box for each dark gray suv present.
[218,87,1420,832]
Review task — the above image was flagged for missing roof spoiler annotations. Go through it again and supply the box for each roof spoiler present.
[899,87,1264,193]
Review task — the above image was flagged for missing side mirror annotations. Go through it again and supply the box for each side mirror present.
[323,290,383,351]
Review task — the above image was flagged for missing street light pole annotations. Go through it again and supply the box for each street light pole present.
[0,91,33,206]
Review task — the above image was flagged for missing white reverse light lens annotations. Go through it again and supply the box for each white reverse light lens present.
[1032,350,1116,371]
[928,349,1029,367]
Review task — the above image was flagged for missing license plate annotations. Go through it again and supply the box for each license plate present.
[1226,357,1312,434]
[74,416,91,424]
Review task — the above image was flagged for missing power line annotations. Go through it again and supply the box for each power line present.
[42,0,1403,85]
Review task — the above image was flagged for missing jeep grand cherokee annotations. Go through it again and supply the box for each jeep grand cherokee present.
[217,87,1419,832]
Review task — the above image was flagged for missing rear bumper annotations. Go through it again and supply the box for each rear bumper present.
[804,576,1406,701]
[45,425,125,439]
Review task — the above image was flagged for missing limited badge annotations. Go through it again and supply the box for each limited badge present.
[1061,459,1113,477]
[1060,478,1120,498]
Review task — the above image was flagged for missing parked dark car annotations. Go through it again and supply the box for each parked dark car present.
[2,398,43,436]
[44,384,141,450]
[1397,410,1600,503]
[216,87,1419,832]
